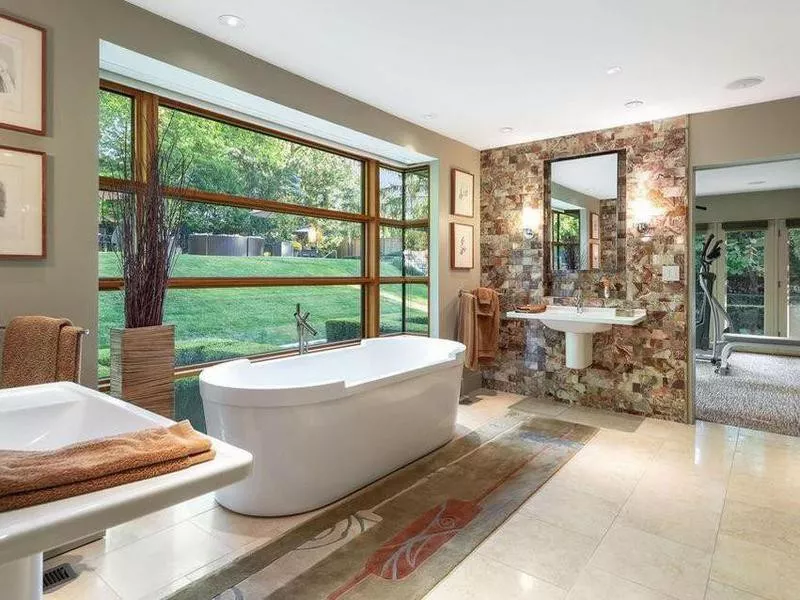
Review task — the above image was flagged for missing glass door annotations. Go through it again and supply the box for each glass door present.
[723,224,767,335]
[787,223,800,338]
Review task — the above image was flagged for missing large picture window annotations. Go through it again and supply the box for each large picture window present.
[97,83,430,405]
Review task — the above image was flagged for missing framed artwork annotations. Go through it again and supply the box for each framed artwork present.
[451,168,474,217]
[0,14,46,135]
[450,222,474,270]
[590,212,600,240]
[589,241,600,270]
[0,145,46,258]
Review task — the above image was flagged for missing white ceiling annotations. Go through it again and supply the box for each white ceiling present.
[552,154,618,199]
[695,159,800,196]
[125,0,800,150]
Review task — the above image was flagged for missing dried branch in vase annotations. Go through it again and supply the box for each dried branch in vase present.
[107,112,191,329]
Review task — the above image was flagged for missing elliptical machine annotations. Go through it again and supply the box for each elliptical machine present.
[695,233,731,366]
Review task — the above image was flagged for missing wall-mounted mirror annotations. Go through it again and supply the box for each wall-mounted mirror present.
[545,151,623,273]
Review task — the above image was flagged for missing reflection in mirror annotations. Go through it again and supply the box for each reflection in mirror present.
[549,152,619,272]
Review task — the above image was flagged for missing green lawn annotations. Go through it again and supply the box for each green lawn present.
[99,251,406,278]
[98,253,428,379]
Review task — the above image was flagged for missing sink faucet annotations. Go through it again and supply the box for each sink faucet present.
[574,289,584,314]
[294,303,318,355]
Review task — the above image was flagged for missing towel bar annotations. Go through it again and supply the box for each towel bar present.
[0,325,90,335]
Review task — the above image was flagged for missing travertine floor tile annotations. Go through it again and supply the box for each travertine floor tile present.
[590,524,712,600]
[711,534,800,600]
[477,512,597,589]
[426,552,566,600]
[566,566,675,600]
[520,479,620,539]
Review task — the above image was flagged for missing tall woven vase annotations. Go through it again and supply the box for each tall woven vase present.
[110,324,175,419]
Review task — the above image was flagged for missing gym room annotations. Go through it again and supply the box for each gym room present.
[693,147,800,435]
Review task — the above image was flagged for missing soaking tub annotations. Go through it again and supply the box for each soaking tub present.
[199,336,466,516]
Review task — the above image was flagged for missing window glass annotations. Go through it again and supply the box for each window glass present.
[98,286,362,373]
[379,167,403,219]
[99,202,363,278]
[404,228,429,276]
[789,227,800,338]
[380,226,404,276]
[98,89,133,179]
[159,106,364,213]
[725,229,765,335]
[380,284,404,335]
[405,284,429,333]
[404,168,429,220]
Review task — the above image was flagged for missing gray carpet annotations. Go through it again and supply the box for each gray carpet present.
[696,352,800,436]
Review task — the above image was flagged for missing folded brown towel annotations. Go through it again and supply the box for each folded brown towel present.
[56,325,83,383]
[456,292,480,371]
[473,287,500,363]
[0,421,215,512]
[1,316,70,388]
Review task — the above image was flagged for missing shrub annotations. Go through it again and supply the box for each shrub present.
[326,319,362,342]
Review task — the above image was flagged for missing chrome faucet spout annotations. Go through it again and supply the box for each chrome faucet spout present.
[575,289,584,314]
[294,304,317,354]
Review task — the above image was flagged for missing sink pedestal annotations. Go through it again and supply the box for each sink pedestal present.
[0,553,42,600]
[565,332,593,369]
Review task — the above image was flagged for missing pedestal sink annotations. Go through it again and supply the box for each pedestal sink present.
[506,306,647,368]
[0,382,253,600]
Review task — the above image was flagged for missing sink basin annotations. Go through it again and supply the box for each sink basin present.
[506,306,647,368]
[0,382,253,600]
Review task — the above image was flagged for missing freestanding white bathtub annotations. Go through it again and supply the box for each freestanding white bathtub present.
[199,336,466,516]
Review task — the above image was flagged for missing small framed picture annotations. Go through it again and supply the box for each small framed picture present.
[450,222,474,270]
[451,168,474,217]
[0,14,46,135]
[590,212,600,240]
[0,145,46,258]
[590,241,600,270]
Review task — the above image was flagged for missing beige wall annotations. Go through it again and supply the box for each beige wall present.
[695,189,800,224]
[689,97,800,168]
[0,0,481,387]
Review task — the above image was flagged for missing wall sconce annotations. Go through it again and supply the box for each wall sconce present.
[630,197,658,236]
[522,206,539,240]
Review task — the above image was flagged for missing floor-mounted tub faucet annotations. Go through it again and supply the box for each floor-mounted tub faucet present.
[294,303,318,354]
[575,289,584,314]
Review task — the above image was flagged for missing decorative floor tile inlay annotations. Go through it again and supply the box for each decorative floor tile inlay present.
[167,411,596,600]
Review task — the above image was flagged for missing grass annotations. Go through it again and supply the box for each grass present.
[98,251,403,278]
[97,253,428,378]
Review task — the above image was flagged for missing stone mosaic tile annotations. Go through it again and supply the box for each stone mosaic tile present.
[480,117,689,422]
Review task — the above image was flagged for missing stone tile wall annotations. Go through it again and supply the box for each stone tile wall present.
[480,117,689,421]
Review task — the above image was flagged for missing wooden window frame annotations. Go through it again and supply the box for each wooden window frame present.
[98,81,429,386]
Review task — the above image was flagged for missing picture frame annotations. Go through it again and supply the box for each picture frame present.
[450,222,474,270]
[0,144,46,258]
[589,240,600,270]
[0,14,46,135]
[590,212,600,240]
[451,168,474,217]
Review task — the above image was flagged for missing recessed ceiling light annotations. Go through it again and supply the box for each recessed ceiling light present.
[606,66,622,76]
[726,76,764,90]
[748,180,767,186]
[624,100,644,109]
[218,14,244,28]
[421,113,437,120]
[499,127,514,134]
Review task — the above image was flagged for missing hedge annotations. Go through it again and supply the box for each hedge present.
[325,317,429,342]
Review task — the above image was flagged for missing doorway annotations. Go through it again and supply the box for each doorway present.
[692,158,800,435]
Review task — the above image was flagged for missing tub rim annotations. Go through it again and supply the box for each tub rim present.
[199,336,466,408]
